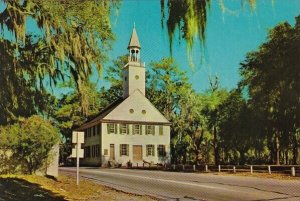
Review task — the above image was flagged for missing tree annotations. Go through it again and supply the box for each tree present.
[0,116,60,174]
[54,82,105,163]
[102,54,128,102]
[0,38,57,125]
[0,0,115,85]
[217,89,258,165]
[147,58,191,120]
[240,16,300,164]
[0,1,116,125]
[147,58,206,164]
[201,76,229,165]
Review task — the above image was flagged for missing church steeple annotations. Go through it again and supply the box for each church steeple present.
[123,26,145,98]
[128,25,141,62]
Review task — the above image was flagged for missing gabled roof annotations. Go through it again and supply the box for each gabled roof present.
[127,27,141,49]
[75,98,124,131]
[75,90,171,131]
[103,90,170,124]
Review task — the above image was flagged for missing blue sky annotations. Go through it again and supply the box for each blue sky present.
[1,1,299,95]
[100,0,300,92]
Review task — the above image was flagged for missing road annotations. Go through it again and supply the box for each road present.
[59,167,300,201]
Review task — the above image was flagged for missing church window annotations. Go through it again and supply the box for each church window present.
[133,124,142,135]
[142,110,146,114]
[120,144,129,156]
[129,109,134,113]
[90,127,93,136]
[119,124,129,134]
[146,125,155,135]
[107,123,117,134]
[97,124,101,135]
[93,126,96,136]
[135,75,139,80]
[88,128,91,137]
[157,145,166,157]
[95,145,100,157]
[146,145,155,156]
[91,145,95,157]
[85,146,91,158]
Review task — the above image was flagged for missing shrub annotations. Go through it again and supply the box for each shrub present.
[0,116,60,174]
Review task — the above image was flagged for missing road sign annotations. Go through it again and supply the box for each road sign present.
[71,147,84,158]
[72,131,84,144]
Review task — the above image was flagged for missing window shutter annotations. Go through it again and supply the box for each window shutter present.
[126,144,129,156]
[159,126,163,135]
[120,144,122,156]
[107,124,109,134]
[152,126,155,136]
[140,125,142,135]
[119,124,122,134]
[132,124,135,135]
[152,145,155,156]
[127,124,130,135]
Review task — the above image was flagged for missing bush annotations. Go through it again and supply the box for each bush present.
[0,116,60,174]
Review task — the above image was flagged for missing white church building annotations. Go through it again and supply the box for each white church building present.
[76,27,171,167]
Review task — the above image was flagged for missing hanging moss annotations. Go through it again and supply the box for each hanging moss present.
[0,0,118,123]
[161,0,258,68]
[0,0,116,88]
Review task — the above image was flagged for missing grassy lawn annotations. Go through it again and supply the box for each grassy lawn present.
[0,174,158,201]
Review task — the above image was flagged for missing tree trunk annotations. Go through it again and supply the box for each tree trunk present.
[285,150,289,165]
[274,135,280,165]
[270,146,274,164]
[239,150,246,165]
[293,139,298,165]
[206,141,210,164]
[213,126,220,165]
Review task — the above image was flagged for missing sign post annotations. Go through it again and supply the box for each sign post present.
[71,131,84,185]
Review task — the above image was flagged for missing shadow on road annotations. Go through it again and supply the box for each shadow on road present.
[0,177,66,201]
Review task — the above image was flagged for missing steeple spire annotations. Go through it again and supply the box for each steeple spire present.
[128,25,141,49]
[123,25,145,98]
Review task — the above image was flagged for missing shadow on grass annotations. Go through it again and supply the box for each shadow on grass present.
[0,177,66,201]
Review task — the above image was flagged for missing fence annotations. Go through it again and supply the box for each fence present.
[127,163,300,177]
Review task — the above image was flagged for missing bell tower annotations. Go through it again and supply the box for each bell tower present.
[123,26,145,98]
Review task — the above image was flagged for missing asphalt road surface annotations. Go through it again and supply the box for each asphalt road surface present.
[59,167,300,201]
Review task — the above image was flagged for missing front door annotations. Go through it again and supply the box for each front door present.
[133,145,143,162]
[109,144,115,160]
